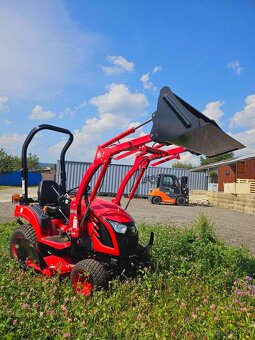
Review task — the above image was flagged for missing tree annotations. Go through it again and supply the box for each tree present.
[172,161,194,169]
[0,148,39,173]
[200,152,234,166]
[0,149,15,173]
[27,153,40,170]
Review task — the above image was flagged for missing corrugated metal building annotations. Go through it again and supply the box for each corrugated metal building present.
[56,161,207,196]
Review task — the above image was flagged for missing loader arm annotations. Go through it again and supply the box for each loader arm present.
[112,145,186,206]
[70,132,153,225]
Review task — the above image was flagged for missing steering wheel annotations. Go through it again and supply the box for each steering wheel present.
[66,185,91,194]
[66,186,79,194]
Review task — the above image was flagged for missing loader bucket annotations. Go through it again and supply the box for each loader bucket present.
[150,87,245,157]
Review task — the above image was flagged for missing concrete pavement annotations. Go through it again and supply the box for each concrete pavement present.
[0,186,208,204]
[0,187,38,203]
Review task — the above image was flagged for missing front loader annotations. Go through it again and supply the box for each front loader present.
[10,86,244,295]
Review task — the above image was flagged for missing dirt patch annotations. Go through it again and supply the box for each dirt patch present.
[1,197,255,254]
[0,202,17,224]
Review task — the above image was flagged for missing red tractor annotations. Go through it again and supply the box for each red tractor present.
[10,86,244,295]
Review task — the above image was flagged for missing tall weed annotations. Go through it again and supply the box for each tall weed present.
[0,215,254,339]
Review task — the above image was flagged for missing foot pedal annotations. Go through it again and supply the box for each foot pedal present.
[43,235,70,244]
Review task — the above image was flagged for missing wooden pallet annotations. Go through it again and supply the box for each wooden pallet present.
[236,179,255,194]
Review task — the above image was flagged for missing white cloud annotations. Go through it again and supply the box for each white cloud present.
[152,65,163,74]
[49,84,149,161]
[89,83,148,118]
[82,114,129,134]
[140,65,162,91]
[0,133,26,153]
[171,152,200,167]
[141,73,155,91]
[30,105,56,120]
[100,56,134,75]
[48,140,68,158]
[0,96,8,112]
[230,94,255,128]
[4,119,11,125]
[59,100,87,119]
[227,60,244,75]
[202,100,224,125]
[48,129,100,162]
[0,1,100,98]
[230,129,255,156]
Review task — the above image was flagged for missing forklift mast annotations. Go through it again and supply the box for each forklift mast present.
[180,176,189,196]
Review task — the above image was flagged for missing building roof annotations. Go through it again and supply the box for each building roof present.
[191,152,255,172]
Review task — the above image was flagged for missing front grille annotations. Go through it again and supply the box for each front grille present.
[98,222,113,247]
[116,232,138,257]
[99,220,138,256]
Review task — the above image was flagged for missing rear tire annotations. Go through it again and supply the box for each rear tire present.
[176,196,187,206]
[10,225,37,259]
[151,196,161,205]
[71,259,109,296]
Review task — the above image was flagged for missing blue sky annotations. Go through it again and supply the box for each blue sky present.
[0,0,254,165]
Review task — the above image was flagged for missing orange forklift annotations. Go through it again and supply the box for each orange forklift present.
[148,174,189,206]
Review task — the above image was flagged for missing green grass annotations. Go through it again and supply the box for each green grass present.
[0,215,255,339]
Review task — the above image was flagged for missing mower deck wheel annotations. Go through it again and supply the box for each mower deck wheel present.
[71,259,109,296]
[151,196,162,205]
[10,225,37,259]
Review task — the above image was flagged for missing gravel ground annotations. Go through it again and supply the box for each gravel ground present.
[1,196,255,254]
[126,198,255,254]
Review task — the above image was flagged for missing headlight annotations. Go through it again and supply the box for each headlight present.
[106,220,127,234]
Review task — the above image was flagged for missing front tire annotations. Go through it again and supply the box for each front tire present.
[71,259,109,296]
[176,196,187,206]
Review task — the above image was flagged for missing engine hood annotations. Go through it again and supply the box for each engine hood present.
[88,197,134,223]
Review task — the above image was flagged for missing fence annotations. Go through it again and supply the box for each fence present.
[56,161,207,197]
[0,171,42,186]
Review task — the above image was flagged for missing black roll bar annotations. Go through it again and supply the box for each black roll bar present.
[21,124,74,204]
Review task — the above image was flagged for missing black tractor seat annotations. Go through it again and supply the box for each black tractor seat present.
[37,180,64,218]
[38,180,61,206]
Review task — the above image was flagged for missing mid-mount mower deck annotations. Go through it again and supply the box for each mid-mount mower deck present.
[10,86,244,295]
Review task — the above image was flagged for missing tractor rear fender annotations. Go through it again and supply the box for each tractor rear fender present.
[14,205,42,240]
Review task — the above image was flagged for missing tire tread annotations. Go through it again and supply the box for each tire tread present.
[20,225,37,243]
[71,259,109,292]
[10,224,37,259]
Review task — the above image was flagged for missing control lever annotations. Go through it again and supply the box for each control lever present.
[51,186,70,223]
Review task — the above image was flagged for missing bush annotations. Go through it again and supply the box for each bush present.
[0,216,254,339]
